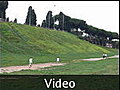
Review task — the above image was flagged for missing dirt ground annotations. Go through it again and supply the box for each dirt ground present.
[0,63,66,73]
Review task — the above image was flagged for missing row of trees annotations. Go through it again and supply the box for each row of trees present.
[41,11,119,48]
[0,1,119,48]
[0,1,17,23]
[41,11,86,32]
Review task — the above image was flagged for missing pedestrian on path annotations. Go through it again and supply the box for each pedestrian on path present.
[103,54,105,59]
[105,54,108,59]
[103,54,107,59]
[29,57,33,68]
[56,57,60,62]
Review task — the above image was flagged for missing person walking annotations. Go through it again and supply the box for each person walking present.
[56,57,60,62]
[103,54,105,59]
[29,57,33,68]
[105,54,107,59]
[103,54,107,59]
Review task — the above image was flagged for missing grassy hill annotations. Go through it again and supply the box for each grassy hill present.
[0,22,118,67]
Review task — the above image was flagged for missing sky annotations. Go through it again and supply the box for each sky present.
[6,1,119,33]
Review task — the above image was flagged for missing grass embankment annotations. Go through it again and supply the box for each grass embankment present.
[0,22,118,67]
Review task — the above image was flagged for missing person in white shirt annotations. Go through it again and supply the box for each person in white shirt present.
[56,57,60,62]
[105,54,107,59]
[29,57,33,68]
[103,54,107,59]
[103,54,105,59]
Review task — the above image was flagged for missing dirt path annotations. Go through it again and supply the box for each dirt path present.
[81,55,119,61]
[0,63,66,73]
[0,55,119,73]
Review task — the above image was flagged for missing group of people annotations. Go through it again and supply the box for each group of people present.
[28,57,60,68]
[28,54,107,68]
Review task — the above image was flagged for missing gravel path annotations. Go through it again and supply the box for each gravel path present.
[0,63,66,73]
[81,55,119,61]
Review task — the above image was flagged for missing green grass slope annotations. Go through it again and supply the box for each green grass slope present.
[0,22,118,67]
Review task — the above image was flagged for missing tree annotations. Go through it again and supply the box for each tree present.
[42,11,119,48]
[14,18,17,23]
[25,6,32,25]
[46,11,54,29]
[54,24,59,30]
[54,12,71,31]
[111,32,119,39]
[31,9,37,26]
[25,6,37,26]
[69,18,86,32]
[41,20,47,28]
[6,17,9,22]
[0,1,8,20]
[63,15,71,32]
[58,12,64,30]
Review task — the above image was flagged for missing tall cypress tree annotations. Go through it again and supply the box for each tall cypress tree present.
[31,9,37,26]
[25,6,32,25]
[58,12,64,30]
[41,20,47,28]
[46,11,54,29]
[0,1,8,20]
[58,12,71,31]
[14,18,17,23]
[25,6,37,26]
[6,17,9,22]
